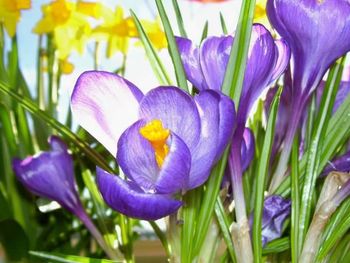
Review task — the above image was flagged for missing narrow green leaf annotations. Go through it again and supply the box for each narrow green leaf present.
[262,237,290,255]
[298,59,344,247]
[131,11,172,85]
[290,135,300,262]
[200,21,209,43]
[155,0,189,92]
[0,80,113,173]
[29,251,120,263]
[220,12,228,34]
[327,234,350,263]
[215,199,236,263]
[149,221,171,259]
[171,0,187,37]
[252,86,282,263]
[192,148,229,256]
[221,0,256,104]
[0,103,17,154]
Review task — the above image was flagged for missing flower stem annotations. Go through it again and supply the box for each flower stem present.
[229,144,253,263]
[78,210,121,260]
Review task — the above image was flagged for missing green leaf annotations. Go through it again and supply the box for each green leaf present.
[221,0,256,104]
[200,21,209,43]
[220,12,228,35]
[290,135,300,262]
[29,251,121,263]
[262,237,290,255]
[171,0,187,37]
[298,58,344,247]
[131,11,172,85]
[252,86,282,263]
[0,80,113,173]
[155,0,189,92]
[0,219,29,261]
[215,199,236,263]
[192,148,229,256]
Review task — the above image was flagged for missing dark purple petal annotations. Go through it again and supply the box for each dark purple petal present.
[139,86,201,151]
[175,37,208,91]
[117,120,159,192]
[71,71,144,156]
[259,195,291,246]
[199,36,233,91]
[241,128,255,172]
[96,168,182,220]
[241,24,282,118]
[270,39,291,83]
[321,150,350,177]
[267,0,350,97]
[12,136,82,214]
[155,132,191,194]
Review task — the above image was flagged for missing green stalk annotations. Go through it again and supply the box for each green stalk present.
[171,0,188,38]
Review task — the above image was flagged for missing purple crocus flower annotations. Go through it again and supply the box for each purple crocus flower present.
[321,150,350,177]
[267,0,350,191]
[13,136,82,215]
[249,195,291,246]
[71,71,236,220]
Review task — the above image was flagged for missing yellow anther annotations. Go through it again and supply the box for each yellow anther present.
[140,120,170,167]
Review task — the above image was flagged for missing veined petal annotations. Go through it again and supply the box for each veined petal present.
[270,39,290,83]
[155,132,191,194]
[139,87,201,151]
[241,128,255,171]
[71,71,143,156]
[96,168,182,220]
[200,36,232,91]
[117,120,159,192]
[175,36,208,91]
[12,136,81,213]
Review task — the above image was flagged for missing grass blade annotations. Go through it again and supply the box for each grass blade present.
[200,21,209,42]
[29,251,120,263]
[171,0,188,37]
[221,0,256,103]
[220,12,228,34]
[155,0,189,92]
[131,11,172,85]
[252,86,282,262]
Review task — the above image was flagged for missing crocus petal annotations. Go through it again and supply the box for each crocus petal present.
[270,39,290,83]
[188,90,235,189]
[155,132,192,194]
[12,136,81,213]
[139,86,201,151]
[117,120,159,192]
[267,0,350,96]
[241,128,255,171]
[96,168,182,220]
[321,150,350,177]
[175,36,208,90]
[260,195,291,246]
[199,36,232,91]
[71,71,144,156]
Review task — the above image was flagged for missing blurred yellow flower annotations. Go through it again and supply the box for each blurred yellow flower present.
[33,0,101,59]
[59,58,74,74]
[0,0,31,37]
[254,0,271,28]
[93,6,167,57]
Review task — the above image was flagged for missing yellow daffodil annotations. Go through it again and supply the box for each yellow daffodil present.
[254,0,271,29]
[93,5,167,57]
[0,0,31,37]
[33,0,101,59]
[59,58,74,74]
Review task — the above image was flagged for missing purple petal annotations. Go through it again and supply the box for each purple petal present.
[321,150,350,177]
[96,168,182,220]
[155,132,191,194]
[71,71,144,156]
[176,37,208,91]
[260,195,291,246]
[199,36,233,91]
[117,120,159,192]
[241,128,255,172]
[12,136,82,214]
[267,0,350,96]
[139,87,201,151]
[270,39,290,83]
